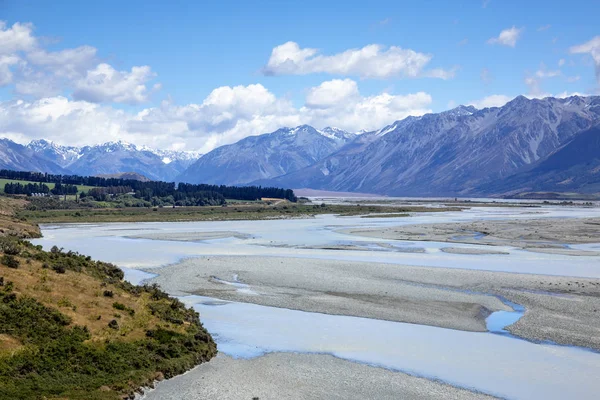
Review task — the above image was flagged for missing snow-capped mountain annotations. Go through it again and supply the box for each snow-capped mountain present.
[142,148,203,172]
[26,139,81,168]
[1,139,69,174]
[177,125,356,185]
[22,140,203,181]
[257,95,600,196]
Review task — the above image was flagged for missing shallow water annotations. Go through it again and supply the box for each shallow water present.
[33,206,600,399]
[178,295,599,400]
[33,206,600,278]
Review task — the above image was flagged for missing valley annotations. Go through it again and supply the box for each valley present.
[29,200,600,400]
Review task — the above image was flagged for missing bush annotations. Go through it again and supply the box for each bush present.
[103,290,114,298]
[52,264,66,274]
[108,319,119,329]
[1,254,19,269]
[0,237,21,255]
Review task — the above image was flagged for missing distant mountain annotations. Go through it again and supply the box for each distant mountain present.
[22,140,202,181]
[258,96,600,196]
[0,139,69,174]
[65,141,181,181]
[144,148,202,175]
[479,125,600,195]
[177,125,356,185]
[27,139,81,168]
[4,95,600,196]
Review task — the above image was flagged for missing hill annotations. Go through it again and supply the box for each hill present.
[0,196,216,399]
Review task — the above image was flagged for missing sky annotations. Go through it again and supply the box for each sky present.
[0,0,599,153]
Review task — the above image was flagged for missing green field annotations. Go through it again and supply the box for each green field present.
[18,203,463,224]
[0,178,97,194]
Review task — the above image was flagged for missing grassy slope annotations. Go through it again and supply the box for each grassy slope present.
[0,197,217,399]
[0,178,96,194]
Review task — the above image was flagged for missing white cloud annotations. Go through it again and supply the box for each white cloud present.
[0,20,158,103]
[305,79,359,109]
[0,55,21,86]
[72,64,157,104]
[0,80,432,153]
[27,46,97,79]
[558,58,565,67]
[0,22,36,54]
[566,75,580,83]
[537,25,551,32]
[487,26,523,47]
[262,41,454,79]
[301,88,432,132]
[468,94,513,108]
[570,36,600,83]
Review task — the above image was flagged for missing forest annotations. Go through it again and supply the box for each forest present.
[0,169,297,203]
[3,182,79,196]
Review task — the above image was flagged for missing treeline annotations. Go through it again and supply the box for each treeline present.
[0,169,297,202]
[3,182,78,196]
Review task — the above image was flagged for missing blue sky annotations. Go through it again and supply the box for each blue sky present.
[0,0,599,152]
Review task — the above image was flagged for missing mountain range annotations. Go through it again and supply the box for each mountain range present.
[255,96,600,196]
[1,140,202,181]
[177,125,355,185]
[1,95,600,197]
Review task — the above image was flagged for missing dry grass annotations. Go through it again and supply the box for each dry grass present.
[0,196,41,238]
[0,334,22,354]
[0,256,188,343]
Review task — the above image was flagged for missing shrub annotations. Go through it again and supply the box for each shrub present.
[113,302,135,316]
[108,319,119,329]
[1,254,19,269]
[103,290,114,298]
[0,237,21,255]
[52,264,66,274]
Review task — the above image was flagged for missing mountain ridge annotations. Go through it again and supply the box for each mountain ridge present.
[2,95,600,196]
[176,125,356,185]
[254,95,600,196]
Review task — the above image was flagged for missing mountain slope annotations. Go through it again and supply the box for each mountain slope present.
[259,96,600,196]
[0,139,69,174]
[479,125,600,194]
[178,125,355,185]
